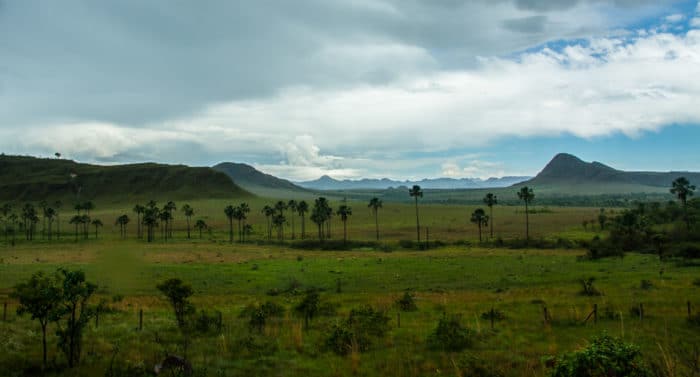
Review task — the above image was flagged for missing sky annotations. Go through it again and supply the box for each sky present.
[2,0,700,181]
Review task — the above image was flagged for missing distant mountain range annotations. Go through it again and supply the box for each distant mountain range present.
[522,153,700,189]
[295,175,531,190]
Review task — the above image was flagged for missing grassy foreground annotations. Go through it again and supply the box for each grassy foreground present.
[1,200,699,376]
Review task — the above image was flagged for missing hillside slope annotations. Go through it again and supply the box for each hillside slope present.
[0,155,250,201]
[521,153,700,191]
[212,162,311,199]
[297,175,530,190]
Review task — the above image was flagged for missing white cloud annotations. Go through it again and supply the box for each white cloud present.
[665,13,685,23]
[692,17,700,28]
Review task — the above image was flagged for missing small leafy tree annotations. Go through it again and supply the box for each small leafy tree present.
[396,291,417,311]
[295,290,320,329]
[470,208,489,242]
[54,269,97,368]
[11,271,62,367]
[156,278,194,330]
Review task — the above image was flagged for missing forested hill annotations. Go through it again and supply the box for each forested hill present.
[0,155,251,201]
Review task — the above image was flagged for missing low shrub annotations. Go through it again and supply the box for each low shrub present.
[427,314,475,352]
[548,334,652,377]
[326,305,391,355]
[579,277,602,296]
[396,292,418,311]
[480,308,506,321]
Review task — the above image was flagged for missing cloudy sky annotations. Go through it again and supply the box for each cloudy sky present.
[2,0,700,181]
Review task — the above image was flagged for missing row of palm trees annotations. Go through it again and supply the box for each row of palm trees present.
[0,201,107,243]
[3,177,693,246]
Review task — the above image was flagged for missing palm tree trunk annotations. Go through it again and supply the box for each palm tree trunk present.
[41,322,47,368]
[414,197,421,242]
[374,210,379,241]
[187,217,191,239]
[343,220,347,243]
[301,215,305,239]
[525,202,530,241]
[478,223,482,242]
[229,219,233,243]
[489,206,494,238]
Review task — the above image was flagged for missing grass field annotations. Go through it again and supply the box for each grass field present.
[1,198,699,376]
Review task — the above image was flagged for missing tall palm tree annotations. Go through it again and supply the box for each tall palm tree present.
[53,200,62,240]
[69,215,82,241]
[297,201,309,239]
[273,213,286,242]
[158,211,171,240]
[143,205,159,243]
[336,204,352,243]
[232,206,245,242]
[224,205,236,243]
[288,200,298,239]
[409,185,423,242]
[238,203,250,242]
[38,200,47,239]
[8,213,18,245]
[115,215,130,238]
[262,205,275,241]
[194,219,207,239]
[181,204,194,239]
[671,177,696,231]
[368,197,382,241]
[163,201,176,238]
[82,201,94,216]
[470,208,489,242]
[274,201,287,240]
[45,207,56,241]
[517,186,535,241]
[91,219,103,238]
[483,193,497,238]
[133,204,145,239]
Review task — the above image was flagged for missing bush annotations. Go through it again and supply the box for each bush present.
[427,314,475,352]
[586,236,625,259]
[640,280,653,290]
[396,292,417,311]
[241,301,285,332]
[549,334,652,377]
[325,305,391,355]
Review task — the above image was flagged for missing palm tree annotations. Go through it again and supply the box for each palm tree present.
[336,204,352,243]
[262,205,275,241]
[181,204,194,239]
[115,214,130,238]
[158,211,171,240]
[671,177,696,231]
[39,200,47,239]
[239,203,250,241]
[53,200,62,239]
[8,213,18,245]
[69,215,82,241]
[297,201,308,239]
[272,213,286,241]
[82,201,94,216]
[0,203,11,242]
[274,201,287,240]
[224,205,236,243]
[91,219,103,238]
[517,186,535,241]
[194,219,208,239]
[470,208,489,242]
[288,200,298,239]
[409,185,423,242]
[163,201,176,238]
[45,207,56,241]
[192,219,206,239]
[81,214,90,239]
[143,205,159,243]
[232,206,244,242]
[133,204,145,239]
[368,197,382,241]
[483,193,497,238]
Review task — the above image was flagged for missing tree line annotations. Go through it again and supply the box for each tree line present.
[1,177,695,247]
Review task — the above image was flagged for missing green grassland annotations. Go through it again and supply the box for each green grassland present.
[1,198,699,376]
